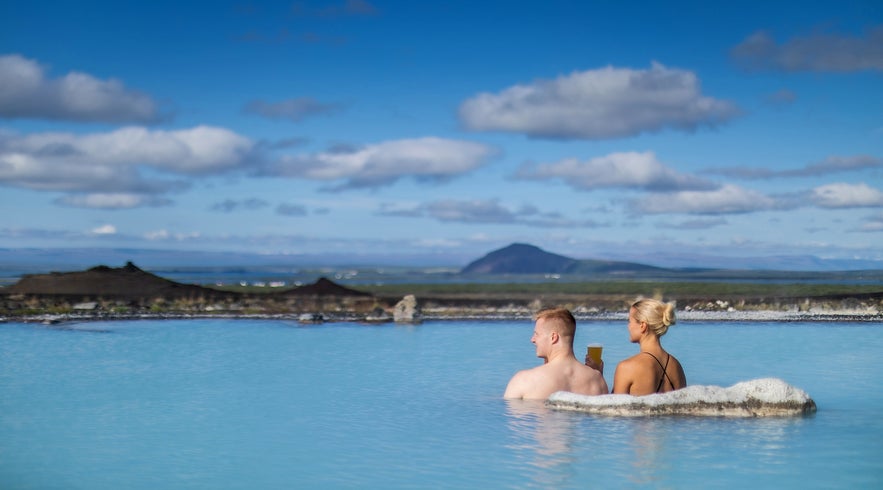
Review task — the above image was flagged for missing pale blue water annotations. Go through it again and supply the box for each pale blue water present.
[1,319,881,489]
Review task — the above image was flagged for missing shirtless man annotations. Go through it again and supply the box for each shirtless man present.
[504,307,609,399]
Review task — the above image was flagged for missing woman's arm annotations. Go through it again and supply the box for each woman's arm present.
[612,361,634,394]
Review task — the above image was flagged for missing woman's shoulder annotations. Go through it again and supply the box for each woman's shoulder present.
[617,353,653,371]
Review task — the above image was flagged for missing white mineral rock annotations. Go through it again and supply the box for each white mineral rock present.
[546,378,816,417]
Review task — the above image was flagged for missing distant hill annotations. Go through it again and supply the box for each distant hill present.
[7,262,235,298]
[5,262,371,299]
[460,243,577,274]
[280,277,372,297]
[460,243,668,275]
[6,261,236,299]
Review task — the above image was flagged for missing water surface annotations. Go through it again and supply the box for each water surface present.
[1,319,881,488]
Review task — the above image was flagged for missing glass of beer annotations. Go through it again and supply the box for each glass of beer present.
[587,343,603,365]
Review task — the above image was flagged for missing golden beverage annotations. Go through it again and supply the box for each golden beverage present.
[587,344,603,365]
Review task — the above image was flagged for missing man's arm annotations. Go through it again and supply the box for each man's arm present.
[503,370,526,399]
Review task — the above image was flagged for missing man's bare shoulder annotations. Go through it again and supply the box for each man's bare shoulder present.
[572,360,609,394]
[504,365,545,399]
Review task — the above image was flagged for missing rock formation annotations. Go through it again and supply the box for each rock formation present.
[393,294,421,323]
[545,378,816,417]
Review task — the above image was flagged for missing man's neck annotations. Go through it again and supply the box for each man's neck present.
[545,348,574,363]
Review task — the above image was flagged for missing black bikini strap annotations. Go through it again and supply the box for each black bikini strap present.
[644,352,674,393]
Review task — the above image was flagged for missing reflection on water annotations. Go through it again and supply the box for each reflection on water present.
[504,400,579,487]
[626,418,672,486]
[503,398,814,488]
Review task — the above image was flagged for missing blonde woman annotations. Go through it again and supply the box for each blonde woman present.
[612,299,686,395]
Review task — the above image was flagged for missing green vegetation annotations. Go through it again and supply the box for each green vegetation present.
[358,281,883,298]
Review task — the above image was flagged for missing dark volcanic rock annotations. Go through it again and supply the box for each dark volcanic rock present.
[280,277,372,297]
[6,261,234,300]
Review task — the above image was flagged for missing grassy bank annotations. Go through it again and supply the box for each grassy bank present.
[356,281,883,299]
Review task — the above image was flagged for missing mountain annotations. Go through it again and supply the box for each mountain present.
[6,262,370,299]
[460,243,667,275]
[460,243,577,274]
[7,261,234,299]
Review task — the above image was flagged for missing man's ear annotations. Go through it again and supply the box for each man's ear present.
[550,331,559,344]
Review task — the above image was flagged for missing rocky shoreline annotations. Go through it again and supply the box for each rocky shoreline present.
[2,262,880,325]
[4,304,880,326]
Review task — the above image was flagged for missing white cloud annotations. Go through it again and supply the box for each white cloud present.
[630,184,779,215]
[711,155,882,179]
[144,229,170,240]
[56,193,173,209]
[0,54,161,123]
[91,224,117,235]
[458,63,739,140]
[380,198,604,228]
[0,126,257,200]
[266,137,496,189]
[732,27,883,72]
[516,151,716,191]
[143,230,201,242]
[810,183,883,208]
[424,199,519,224]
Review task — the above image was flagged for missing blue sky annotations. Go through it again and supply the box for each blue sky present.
[1,0,882,267]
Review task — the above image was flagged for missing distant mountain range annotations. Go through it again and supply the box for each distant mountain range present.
[0,244,880,277]
[461,243,668,275]
[459,243,883,282]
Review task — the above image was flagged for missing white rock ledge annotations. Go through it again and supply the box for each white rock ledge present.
[546,378,817,417]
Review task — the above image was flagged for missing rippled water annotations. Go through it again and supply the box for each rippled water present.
[1,319,881,488]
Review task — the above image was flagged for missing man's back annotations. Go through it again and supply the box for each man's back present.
[504,357,608,399]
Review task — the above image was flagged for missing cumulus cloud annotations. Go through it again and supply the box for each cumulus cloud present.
[0,126,256,195]
[710,155,883,179]
[0,54,161,123]
[809,182,883,208]
[209,198,269,213]
[264,137,497,190]
[243,97,345,122]
[732,27,883,72]
[379,199,604,228]
[516,151,716,192]
[629,184,780,215]
[458,63,739,140]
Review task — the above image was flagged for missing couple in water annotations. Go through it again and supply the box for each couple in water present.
[503,299,686,399]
